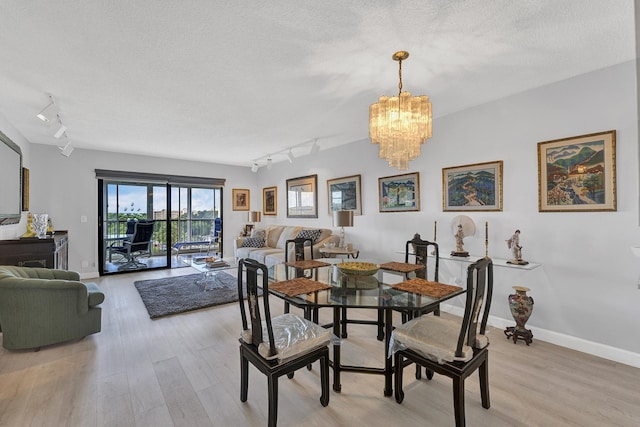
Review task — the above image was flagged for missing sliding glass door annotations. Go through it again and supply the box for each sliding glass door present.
[100,182,169,274]
[97,172,224,276]
[171,186,221,253]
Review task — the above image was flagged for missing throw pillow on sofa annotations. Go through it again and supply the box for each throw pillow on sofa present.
[297,229,322,243]
[250,229,267,239]
[242,237,265,248]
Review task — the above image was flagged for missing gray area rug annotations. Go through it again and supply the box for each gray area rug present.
[134,271,243,319]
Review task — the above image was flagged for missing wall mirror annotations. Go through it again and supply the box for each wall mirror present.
[0,130,23,225]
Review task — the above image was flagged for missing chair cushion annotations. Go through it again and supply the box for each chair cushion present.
[390,315,487,364]
[242,237,266,248]
[241,313,331,363]
[297,229,322,243]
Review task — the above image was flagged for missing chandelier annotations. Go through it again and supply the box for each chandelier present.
[369,51,432,170]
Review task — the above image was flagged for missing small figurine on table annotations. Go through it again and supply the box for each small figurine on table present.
[451,224,469,257]
[450,215,474,257]
[506,229,528,265]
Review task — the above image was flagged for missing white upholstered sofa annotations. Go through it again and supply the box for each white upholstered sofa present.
[233,225,339,268]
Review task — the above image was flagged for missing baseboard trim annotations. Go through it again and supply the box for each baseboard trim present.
[442,304,640,369]
[80,271,100,280]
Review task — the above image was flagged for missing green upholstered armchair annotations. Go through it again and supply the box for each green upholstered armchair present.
[0,266,104,350]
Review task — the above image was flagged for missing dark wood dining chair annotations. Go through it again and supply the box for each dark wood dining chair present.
[237,258,330,427]
[403,233,440,319]
[283,237,313,314]
[391,257,493,427]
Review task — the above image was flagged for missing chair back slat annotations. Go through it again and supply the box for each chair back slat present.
[213,217,222,237]
[238,258,277,358]
[455,257,493,357]
[405,234,439,281]
[130,221,155,252]
[124,219,137,235]
[285,238,313,279]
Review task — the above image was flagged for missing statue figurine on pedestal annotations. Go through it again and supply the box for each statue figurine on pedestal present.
[451,224,469,257]
[506,229,529,265]
[450,215,475,257]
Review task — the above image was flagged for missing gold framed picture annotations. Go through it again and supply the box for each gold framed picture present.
[263,186,277,215]
[442,161,503,212]
[22,167,29,211]
[232,188,250,211]
[537,130,616,212]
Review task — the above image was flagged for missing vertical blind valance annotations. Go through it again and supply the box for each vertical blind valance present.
[95,169,225,187]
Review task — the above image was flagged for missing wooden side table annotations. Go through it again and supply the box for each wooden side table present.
[318,247,359,259]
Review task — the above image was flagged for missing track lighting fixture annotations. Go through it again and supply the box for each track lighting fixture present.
[249,138,322,170]
[309,139,320,155]
[36,96,58,123]
[53,116,67,139]
[59,141,74,157]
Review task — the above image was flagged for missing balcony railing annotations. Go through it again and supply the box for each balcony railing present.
[104,218,218,255]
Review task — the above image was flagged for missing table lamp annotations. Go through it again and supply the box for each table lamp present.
[245,211,261,236]
[248,211,261,224]
[333,210,353,248]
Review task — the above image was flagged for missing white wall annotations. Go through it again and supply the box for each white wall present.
[253,60,640,366]
[2,60,639,367]
[27,145,256,275]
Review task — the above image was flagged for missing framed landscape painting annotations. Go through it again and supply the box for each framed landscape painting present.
[232,188,250,211]
[378,172,420,212]
[538,130,616,212]
[327,174,362,215]
[287,174,318,218]
[442,160,503,212]
[262,186,277,215]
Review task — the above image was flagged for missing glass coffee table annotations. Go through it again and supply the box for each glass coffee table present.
[318,247,360,259]
[190,257,234,291]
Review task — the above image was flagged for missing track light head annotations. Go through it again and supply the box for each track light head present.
[53,120,67,139]
[267,157,273,170]
[310,140,320,155]
[59,141,74,157]
[251,162,258,173]
[36,98,58,123]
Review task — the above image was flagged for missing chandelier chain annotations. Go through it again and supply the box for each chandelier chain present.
[398,59,403,95]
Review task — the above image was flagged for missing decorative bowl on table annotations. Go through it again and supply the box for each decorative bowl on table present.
[205,257,226,268]
[336,261,379,276]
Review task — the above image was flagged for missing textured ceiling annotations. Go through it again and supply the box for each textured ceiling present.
[0,1,635,169]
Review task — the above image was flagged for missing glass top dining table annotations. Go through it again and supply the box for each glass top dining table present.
[268,259,465,396]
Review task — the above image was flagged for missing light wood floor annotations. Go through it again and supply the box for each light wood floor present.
[1,267,639,427]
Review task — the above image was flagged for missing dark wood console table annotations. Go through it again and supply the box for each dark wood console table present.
[0,230,68,270]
